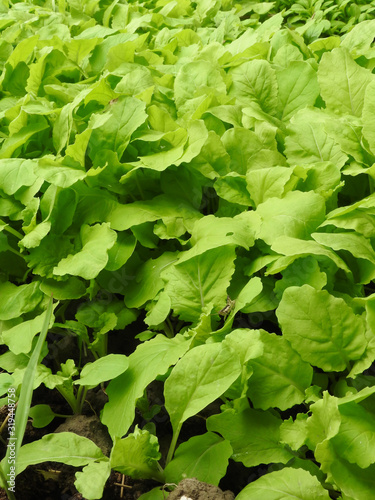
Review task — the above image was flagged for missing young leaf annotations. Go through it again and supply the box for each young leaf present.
[74,461,112,500]
[164,342,241,461]
[246,330,313,410]
[162,246,236,323]
[277,285,367,371]
[101,334,191,438]
[110,427,164,482]
[207,407,294,467]
[74,354,129,387]
[236,468,330,500]
[318,47,373,117]
[164,432,232,486]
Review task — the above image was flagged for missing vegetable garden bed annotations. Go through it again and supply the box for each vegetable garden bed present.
[1,0,375,498]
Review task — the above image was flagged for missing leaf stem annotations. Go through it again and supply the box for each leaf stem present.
[165,424,181,465]
[3,226,23,240]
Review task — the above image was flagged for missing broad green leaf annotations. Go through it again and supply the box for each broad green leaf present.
[331,402,375,469]
[162,246,236,323]
[280,414,309,451]
[0,281,43,321]
[207,407,294,467]
[13,432,105,475]
[222,127,284,175]
[89,96,147,160]
[285,108,348,166]
[53,223,117,280]
[102,334,190,438]
[305,392,341,451]
[107,195,201,231]
[276,61,319,121]
[341,19,375,56]
[324,116,372,165]
[29,404,56,428]
[104,232,136,272]
[236,467,330,500]
[312,231,375,283]
[362,80,375,155]
[256,191,326,245]
[75,354,129,387]
[0,159,37,195]
[174,60,226,109]
[110,427,163,482]
[125,252,179,309]
[2,309,53,355]
[165,342,241,437]
[318,440,375,500]
[40,277,87,300]
[274,256,327,299]
[181,214,255,261]
[229,60,278,114]
[214,173,252,207]
[0,120,49,159]
[277,285,367,371]
[164,432,232,486]
[246,166,297,207]
[246,330,312,410]
[74,461,111,500]
[269,236,352,275]
[35,156,86,188]
[318,47,373,116]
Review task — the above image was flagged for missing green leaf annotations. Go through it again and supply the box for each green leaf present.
[229,59,278,114]
[75,354,129,387]
[165,342,241,440]
[207,407,294,467]
[0,159,37,195]
[110,427,163,482]
[362,80,375,156]
[13,432,105,475]
[276,61,319,121]
[246,330,313,410]
[246,166,297,207]
[124,252,179,309]
[2,309,53,355]
[174,60,226,109]
[317,440,375,500]
[162,246,236,323]
[74,461,111,500]
[236,467,330,500]
[331,401,375,469]
[107,195,201,231]
[89,96,147,160]
[105,232,136,271]
[318,47,373,117]
[256,191,326,245]
[53,223,117,280]
[285,108,348,166]
[102,334,190,438]
[0,281,43,321]
[277,285,366,371]
[40,277,87,300]
[164,432,232,486]
[269,236,352,275]
[29,404,56,428]
[35,156,86,188]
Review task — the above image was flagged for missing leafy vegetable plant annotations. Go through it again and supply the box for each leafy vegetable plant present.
[1,0,375,499]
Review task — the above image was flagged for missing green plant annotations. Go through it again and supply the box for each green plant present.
[1,1,375,499]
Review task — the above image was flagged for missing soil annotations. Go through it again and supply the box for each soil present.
[168,479,235,500]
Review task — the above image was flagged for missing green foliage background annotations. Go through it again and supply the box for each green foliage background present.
[1,0,375,498]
